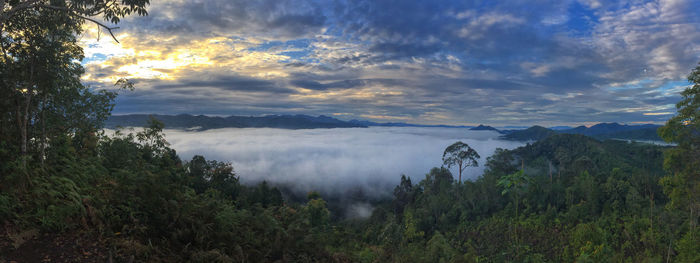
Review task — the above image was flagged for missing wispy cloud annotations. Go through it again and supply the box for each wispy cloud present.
[81,0,700,126]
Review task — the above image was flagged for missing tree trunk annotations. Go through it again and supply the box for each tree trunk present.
[649,191,654,234]
[15,100,23,154]
[691,205,696,233]
[17,63,34,168]
[458,162,462,183]
[20,87,32,156]
[40,93,46,165]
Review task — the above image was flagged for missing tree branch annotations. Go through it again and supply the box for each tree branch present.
[75,12,120,43]
[0,0,43,25]
[0,1,122,43]
[37,4,121,43]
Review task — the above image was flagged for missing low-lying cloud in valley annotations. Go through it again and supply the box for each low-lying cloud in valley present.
[159,127,524,198]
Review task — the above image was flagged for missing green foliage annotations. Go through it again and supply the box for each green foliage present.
[658,62,700,239]
[0,193,16,220]
[497,169,530,197]
[1,0,150,25]
[425,231,458,263]
[675,229,700,263]
[304,197,331,227]
[501,125,557,141]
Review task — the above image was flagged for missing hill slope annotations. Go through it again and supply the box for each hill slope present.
[560,123,662,140]
[500,125,557,141]
[502,123,663,141]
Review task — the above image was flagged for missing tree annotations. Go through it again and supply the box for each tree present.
[658,63,700,236]
[442,141,480,182]
[1,7,101,162]
[497,169,531,220]
[392,175,414,216]
[304,192,330,227]
[1,0,141,168]
[1,0,150,42]
[497,168,532,255]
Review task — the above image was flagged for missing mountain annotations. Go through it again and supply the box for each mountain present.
[593,127,663,141]
[502,123,663,142]
[107,114,480,130]
[549,126,573,130]
[107,115,662,141]
[560,122,662,140]
[105,114,366,130]
[347,119,473,128]
[469,124,499,132]
[500,125,558,141]
[497,126,530,130]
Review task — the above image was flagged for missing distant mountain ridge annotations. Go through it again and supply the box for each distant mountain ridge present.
[347,119,473,128]
[106,115,663,142]
[501,125,558,141]
[106,114,481,130]
[469,124,499,131]
[106,114,482,130]
[559,123,660,136]
[502,122,663,141]
[105,114,366,130]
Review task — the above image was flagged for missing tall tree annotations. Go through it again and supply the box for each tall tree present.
[1,7,85,158]
[442,141,480,182]
[392,175,414,216]
[0,0,142,168]
[658,63,700,233]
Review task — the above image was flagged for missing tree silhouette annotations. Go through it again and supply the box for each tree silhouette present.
[442,141,480,183]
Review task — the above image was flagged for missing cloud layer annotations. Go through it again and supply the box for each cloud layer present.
[160,127,523,197]
[81,0,700,126]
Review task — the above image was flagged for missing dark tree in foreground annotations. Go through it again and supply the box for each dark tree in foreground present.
[442,141,480,183]
[658,62,700,260]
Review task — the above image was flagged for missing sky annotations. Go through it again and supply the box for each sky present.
[79,0,700,126]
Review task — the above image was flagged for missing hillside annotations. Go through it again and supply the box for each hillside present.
[502,123,663,141]
[500,125,557,141]
[560,123,662,140]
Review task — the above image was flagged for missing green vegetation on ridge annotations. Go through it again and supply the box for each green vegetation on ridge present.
[502,123,664,142]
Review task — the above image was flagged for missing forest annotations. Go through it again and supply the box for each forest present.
[1,1,699,262]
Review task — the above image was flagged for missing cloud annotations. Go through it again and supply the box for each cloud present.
[80,0,700,126]
[156,127,523,197]
[152,75,296,94]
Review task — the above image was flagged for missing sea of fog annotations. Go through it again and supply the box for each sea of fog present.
[143,127,525,197]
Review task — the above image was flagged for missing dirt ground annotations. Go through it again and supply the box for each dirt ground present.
[0,226,112,263]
